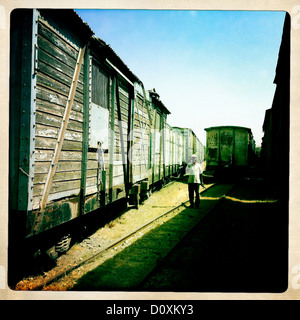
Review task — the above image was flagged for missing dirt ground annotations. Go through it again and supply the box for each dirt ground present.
[15,176,210,290]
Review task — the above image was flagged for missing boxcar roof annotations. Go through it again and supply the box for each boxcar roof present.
[204,126,252,133]
[91,36,143,85]
[40,9,143,86]
[39,9,94,41]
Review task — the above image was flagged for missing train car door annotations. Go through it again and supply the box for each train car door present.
[89,59,110,205]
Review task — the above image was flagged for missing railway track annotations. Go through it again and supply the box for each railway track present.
[24,183,234,290]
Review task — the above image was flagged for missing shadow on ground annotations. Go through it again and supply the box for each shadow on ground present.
[72,179,288,292]
[141,179,288,293]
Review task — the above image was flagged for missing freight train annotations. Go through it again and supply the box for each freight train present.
[204,126,256,173]
[9,9,205,260]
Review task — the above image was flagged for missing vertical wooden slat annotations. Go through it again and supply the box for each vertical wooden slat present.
[115,78,128,197]
[17,10,38,212]
[80,44,90,215]
[161,115,166,179]
[142,84,152,127]
[151,108,157,184]
[109,76,116,203]
[160,115,165,180]
[136,95,148,173]
[127,90,134,184]
[40,45,86,211]
[27,10,38,212]
[128,93,135,183]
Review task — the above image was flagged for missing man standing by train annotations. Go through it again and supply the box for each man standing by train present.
[186,154,203,208]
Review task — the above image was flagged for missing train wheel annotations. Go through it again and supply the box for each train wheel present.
[45,234,72,260]
[46,246,59,260]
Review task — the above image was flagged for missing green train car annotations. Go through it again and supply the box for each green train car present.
[204,126,256,172]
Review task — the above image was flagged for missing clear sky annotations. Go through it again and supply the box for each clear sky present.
[75,9,286,146]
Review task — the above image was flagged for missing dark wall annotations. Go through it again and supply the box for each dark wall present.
[261,13,290,200]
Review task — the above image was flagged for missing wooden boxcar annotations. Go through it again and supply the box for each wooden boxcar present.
[9,9,168,240]
[204,126,255,171]
[163,124,185,179]
[10,9,95,243]
[9,9,204,258]
[173,127,205,166]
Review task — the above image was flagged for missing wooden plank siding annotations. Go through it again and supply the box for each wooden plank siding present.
[10,10,207,241]
[15,11,191,227]
[131,93,151,183]
[164,123,171,177]
[153,111,163,183]
[176,130,184,168]
[113,80,130,193]
[32,16,85,209]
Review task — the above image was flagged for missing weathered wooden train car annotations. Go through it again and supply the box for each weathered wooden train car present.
[10,9,140,240]
[164,122,175,180]
[171,126,185,176]
[204,126,255,171]
[128,86,171,203]
[173,127,205,166]
[164,124,185,179]
[9,9,205,261]
[9,10,146,242]
[147,89,171,186]
[10,9,95,246]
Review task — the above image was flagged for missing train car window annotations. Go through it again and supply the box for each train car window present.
[91,60,109,109]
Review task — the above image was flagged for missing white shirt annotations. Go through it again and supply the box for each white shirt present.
[186,162,203,183]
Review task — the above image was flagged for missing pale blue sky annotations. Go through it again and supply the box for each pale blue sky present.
[75,9,286,146]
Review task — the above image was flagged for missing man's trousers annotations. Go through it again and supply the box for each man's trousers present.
[188,183,200,208]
